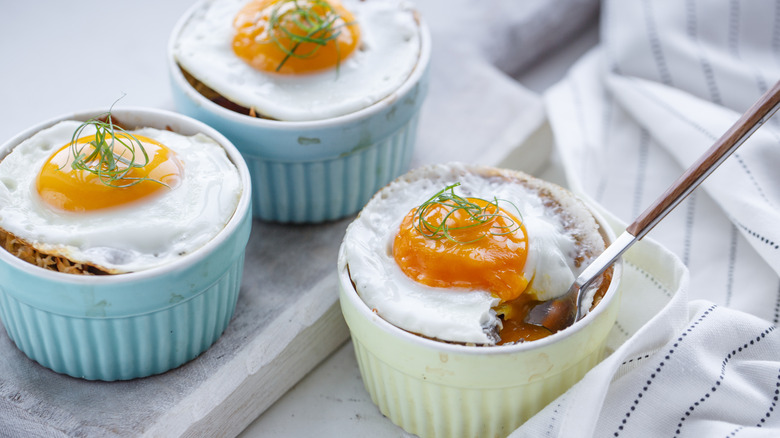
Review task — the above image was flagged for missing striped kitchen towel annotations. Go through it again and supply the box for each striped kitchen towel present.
[513,1,780,436]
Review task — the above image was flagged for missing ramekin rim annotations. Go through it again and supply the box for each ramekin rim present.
[0,106,252,285]
[166,0,432,129]
[337,187,624,357]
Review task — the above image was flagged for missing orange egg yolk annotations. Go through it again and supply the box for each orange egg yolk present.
[232,0,360,75]
[393,198,530,303]
[36,134,183,213]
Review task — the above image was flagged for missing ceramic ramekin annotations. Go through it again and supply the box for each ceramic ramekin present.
[167,1,431,223]
[0,107,252,381]
[337,181,622,438]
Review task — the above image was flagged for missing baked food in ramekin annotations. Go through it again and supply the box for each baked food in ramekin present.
[338,163,622,437]
[0,107,252,381]
[167,0,431,223]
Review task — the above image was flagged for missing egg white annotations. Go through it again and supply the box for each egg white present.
[173,0,421,121]
[342,163,602,345]
[0,120,242,273]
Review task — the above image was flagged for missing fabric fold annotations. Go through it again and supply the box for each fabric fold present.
[606,74,780,275]
[511,1,780,436]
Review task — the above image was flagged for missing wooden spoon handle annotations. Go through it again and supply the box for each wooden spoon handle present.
[626,80,780,239]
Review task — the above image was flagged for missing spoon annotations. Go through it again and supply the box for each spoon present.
[525,80,780,333]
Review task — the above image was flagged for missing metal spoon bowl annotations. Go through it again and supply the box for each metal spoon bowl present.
[525,80,780,333]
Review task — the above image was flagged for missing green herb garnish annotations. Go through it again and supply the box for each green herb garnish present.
[268,0,354,72]
[66,107,160,188]
[413,183,523,244]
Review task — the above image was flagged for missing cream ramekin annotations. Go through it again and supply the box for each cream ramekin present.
[337,167,622,437]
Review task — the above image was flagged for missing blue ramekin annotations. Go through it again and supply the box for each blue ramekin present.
[167,1,431,223]
[0,107,252,381]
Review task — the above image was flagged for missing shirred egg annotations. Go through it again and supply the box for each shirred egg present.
[173,0,422,121]
[342,163,606,345]
[0,119,242,274]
